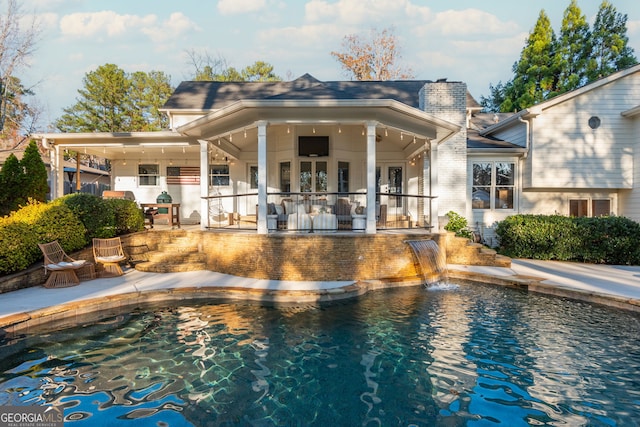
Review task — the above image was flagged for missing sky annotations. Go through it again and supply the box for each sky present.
[17,0,640,130]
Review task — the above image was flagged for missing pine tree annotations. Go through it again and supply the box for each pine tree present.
[55,64,174,132]
[501,10,560,112]
[0,153,25,215]
[20,140,48,202]
[557,0,591,93]
[588,1,637,81]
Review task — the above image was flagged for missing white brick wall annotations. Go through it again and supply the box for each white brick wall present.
[420,82,468,224]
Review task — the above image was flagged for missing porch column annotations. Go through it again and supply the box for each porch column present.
[54,144,64,198]
[199,140,209,230]
[257,121,268,234]
[429,139,439,231]
[365,121,377,234]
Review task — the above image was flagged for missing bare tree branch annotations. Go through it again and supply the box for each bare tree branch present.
[331,27,414,81]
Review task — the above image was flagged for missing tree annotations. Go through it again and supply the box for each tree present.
[0,153,24,215]
[588,1,637,81]
[0,0,40,133]
[185,50,281,82]
[20,140,48,202]
[55,64,174,132]
[501,10,560,112]
[482,2,637,113]
[331,27,414,81]
[557,0,592,93]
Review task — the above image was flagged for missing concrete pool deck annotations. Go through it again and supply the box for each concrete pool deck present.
[1,259,639,333]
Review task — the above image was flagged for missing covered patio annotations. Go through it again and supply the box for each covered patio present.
[34,75,468,235]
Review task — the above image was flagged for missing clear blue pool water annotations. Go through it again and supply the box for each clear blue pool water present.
[1,281,639,426]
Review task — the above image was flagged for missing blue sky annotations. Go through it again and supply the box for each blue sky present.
[20,0,640,129]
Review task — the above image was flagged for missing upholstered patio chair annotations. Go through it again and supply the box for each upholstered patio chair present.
[93,237,127,276]
[38,241,94,288]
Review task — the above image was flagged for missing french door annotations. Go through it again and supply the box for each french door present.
[300,161,327,192]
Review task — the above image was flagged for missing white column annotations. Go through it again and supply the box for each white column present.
[199,140,209,230]
[54,145,64,198]
[365,121,377,234]
[429,139,439,231]
[257,121,268,234]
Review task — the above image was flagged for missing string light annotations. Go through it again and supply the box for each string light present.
[384,128,388,137]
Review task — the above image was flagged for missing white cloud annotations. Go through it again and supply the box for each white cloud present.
[427,9,520,36]
[305,0,417,25]
[141,12,199,43]
[59,11,156,37]
[217,0,267,15]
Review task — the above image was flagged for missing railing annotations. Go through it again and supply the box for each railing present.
[202,192,436,232]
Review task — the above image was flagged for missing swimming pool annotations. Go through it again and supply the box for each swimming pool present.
[1,281,639,426]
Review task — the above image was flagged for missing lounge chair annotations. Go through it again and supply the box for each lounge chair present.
[38,241,95,288]
[93,237,127,276]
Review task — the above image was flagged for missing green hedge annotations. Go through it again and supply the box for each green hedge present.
[0,197,145,276]
[495,214,640,265]
[0,200,87,275]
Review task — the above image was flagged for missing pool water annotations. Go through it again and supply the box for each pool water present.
[1,281,639,426]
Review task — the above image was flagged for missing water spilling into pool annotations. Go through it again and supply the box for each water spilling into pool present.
[1,282,639,426]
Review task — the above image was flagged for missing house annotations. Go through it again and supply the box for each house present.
[0,145,110,197]
[469,64,640,245]
[31,65,640,241]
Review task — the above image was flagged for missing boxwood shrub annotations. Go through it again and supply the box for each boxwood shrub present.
[495,214,640,265]
[105,198,145,235]
[56,193,116,240]
[0,200,87,275]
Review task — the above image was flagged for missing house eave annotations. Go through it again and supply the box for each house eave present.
[176,99,461,143]
[621,105,640,118]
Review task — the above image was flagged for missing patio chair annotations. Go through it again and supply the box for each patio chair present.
[38,241,94,288]
[93,237,127,276]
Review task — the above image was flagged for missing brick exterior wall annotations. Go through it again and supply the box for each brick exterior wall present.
[420,82,468,228]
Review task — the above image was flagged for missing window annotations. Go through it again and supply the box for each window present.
[570,199,610,217]
[209,164,230,186]
[472,162,515,210]
[338,161,350,193]
[280,162,290,193]
[138,164,159,186]
[249,165,258,190]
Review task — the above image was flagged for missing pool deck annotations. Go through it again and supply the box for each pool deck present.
[1,259,639,332]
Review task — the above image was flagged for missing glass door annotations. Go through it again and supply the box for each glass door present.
[300,161,327,192]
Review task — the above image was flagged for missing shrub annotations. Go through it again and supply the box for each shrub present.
[0,201,86,275]
[57,193,116,239]
[105,199,145,235]
[495,214,640,264]
[444,211,473,239]
[0,218,39,274]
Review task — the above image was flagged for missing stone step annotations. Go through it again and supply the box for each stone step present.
[135,261,207,273]
[145,251,205,264]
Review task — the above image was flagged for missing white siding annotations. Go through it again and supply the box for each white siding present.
[528,73,640,189]
[618,114,640,221]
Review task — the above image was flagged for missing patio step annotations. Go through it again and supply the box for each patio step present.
[130,233,207,273]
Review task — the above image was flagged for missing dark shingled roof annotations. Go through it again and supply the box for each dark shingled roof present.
[467,128,524,151]
[163,73,475,110]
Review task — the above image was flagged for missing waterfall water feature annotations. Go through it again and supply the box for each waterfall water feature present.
[406,239,447,285]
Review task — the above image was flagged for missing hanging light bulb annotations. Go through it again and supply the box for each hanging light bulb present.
[313,127,316,134]
[362,127,365,136]
[400,133,404,141]
[413,135,416,144]
[229,133,233,142]
[161,147,164,154]
[384,128,388,137]
[218,138,221,145]
[338,126,342,134]
[244,128,247,138]
[287,126,290,134]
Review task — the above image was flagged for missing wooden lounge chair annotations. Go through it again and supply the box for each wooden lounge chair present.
[38,241,94,288]
[93,237,127,276]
